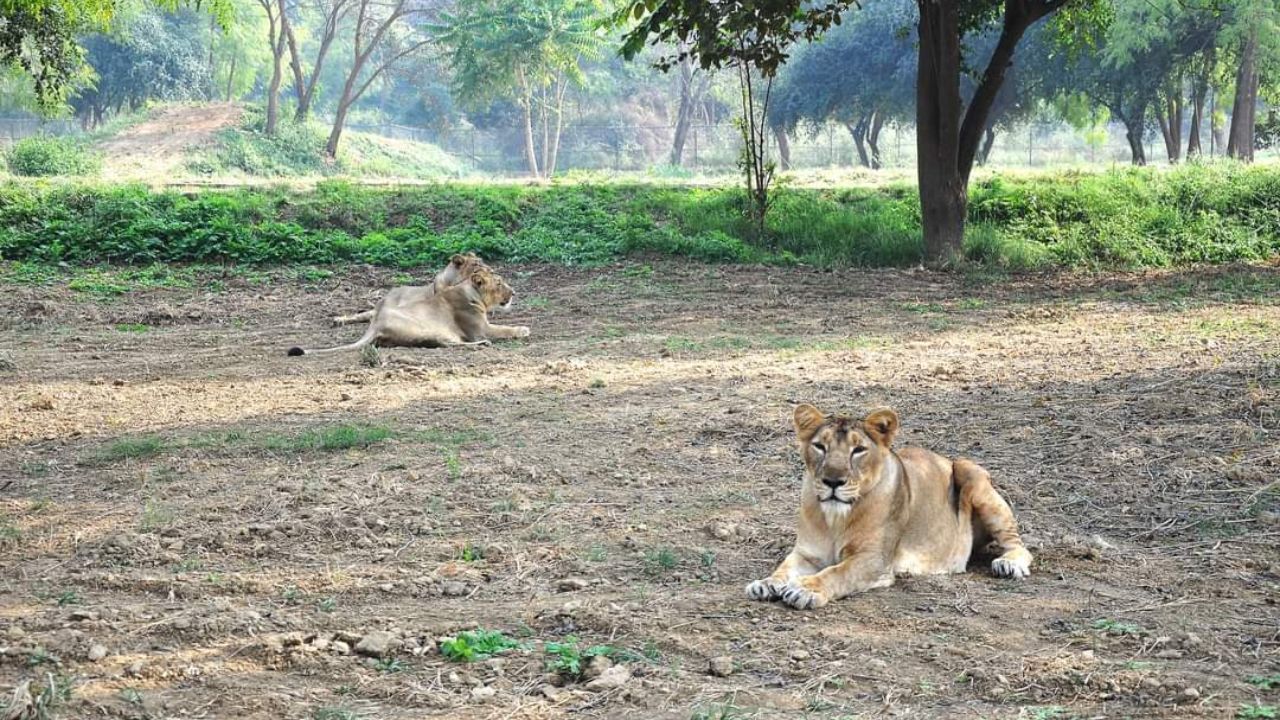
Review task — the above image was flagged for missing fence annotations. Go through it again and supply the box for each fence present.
[350,120,1237,177]
[0,118,80,146]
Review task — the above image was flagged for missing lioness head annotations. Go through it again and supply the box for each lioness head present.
[434,253,489,289]
[469,267,515,312]
[793,404,900,509]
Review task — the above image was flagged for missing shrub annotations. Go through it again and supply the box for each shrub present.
[6,136,101,177]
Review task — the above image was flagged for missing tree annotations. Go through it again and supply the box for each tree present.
[72,9,211,127]
[620,0,1102,262]
[323,0,441,157]
[0,0,231,114]
[439,0,607,178]
[670,46,713,166]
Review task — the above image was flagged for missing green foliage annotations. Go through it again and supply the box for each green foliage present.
[6,136,100,176]
[1248,675,1280,691]
[1,165,1278,270]
[262,424,393,453]
[1238,706,1277,720]
[543,636,617,677]
[439,629,523,662]
[96,436,167,463]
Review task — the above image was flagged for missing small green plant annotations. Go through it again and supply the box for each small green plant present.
[264,424,393,453]
[119,687,144,705]
[458,543,484,562]
[282,586,304,605]
[55,590,81,606]
[1248,675,1280,691]
[644,547,679,575]
[1237,706,1277,720]
[1026,708,1068,720]
[439,629,523,662]
[586,545,607,562]
[691,703,746,720]
[359,344,381,368]
[140,501,175,532]
[27,647,55,667]
[699,549,716,568]
[589,378,606,389]
[0,519,22,547]
[544,636,617,677]
[317,596,337,613]
[374,657,408,673]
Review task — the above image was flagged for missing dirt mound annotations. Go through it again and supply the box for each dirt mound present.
[95,103,242,181]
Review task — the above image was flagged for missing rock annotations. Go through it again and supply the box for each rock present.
[126,660,146,677]
[557,578,589,592]
[790,649,811,661]
[172,616,192,630]
[87,644,108,662]
[470,686,496,702]
[583,654,613,680]
[1155,649,1184,659]
[6,625,25,640]
[585,664,631,691]
[355,630,399,658]
[332,640,351,655]
[1179,688,1200,703]
[69,610,99,622]
[539,684,563,701]
[708,656,735,677]
[378,583,394,593]
[707,523,734,541]
[442,581,468,597]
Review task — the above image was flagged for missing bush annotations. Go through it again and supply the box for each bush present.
[0,165,1276,269]
[6,136,101,177]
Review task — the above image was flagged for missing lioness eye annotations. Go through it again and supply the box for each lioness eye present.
[851,446,867,456]
[812,442,826,454]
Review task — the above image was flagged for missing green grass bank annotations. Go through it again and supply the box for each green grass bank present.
[2,163,1278,270]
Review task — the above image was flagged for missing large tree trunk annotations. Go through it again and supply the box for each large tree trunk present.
[977,125,996,165]
[847,116,870,167]
[1186,49,1211,158]
[916,0,1054,262]
[867,110,885,169]
[281,0,306,113]
[1156,76,1183,163]
[518,70,541,178]
[773,125,792,170]
[547,77,567,176]
[225,55,237,102]
[325,100,350,157]
[264,19,285,135]
[916,0,966,262]
[670,55,696,165]
[1120,110,1147,165]
[1227,29,1258,162]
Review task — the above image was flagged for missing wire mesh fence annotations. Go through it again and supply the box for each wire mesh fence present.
[0,118,80,146]
[351,120,1239,177]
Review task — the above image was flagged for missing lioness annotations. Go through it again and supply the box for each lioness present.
[287,266,529,356]
[331,253,490,326]
[747,404,1033,610]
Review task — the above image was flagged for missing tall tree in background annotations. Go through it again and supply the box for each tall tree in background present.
[670,46,712,166]
[287,0,357,121]
[439,0,606,179]
[324,0,441,156]
[256,0,288,133]
[621,0,1103,263]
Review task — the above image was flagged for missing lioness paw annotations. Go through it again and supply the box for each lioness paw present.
[515,326,531,338]
[745,578,783,601]
[779,583,827,610]
[991,549,1032,579]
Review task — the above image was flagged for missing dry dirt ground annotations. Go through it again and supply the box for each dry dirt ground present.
[1,261,1278,720]
[94,104,242,182]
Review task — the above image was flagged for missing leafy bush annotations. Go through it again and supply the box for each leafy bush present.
[544,636,618,678]
[0,164,1277,269]
[6,136,101,176]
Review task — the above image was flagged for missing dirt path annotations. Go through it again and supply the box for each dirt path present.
[95,103,242,181]
[1,262,1277,719]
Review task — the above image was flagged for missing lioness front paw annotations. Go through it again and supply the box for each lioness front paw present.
[779,582,828,610]
[515,326,531,338]
[991,548,1032,579]
[745,578,784,601]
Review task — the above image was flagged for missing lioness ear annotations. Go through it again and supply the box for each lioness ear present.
[472,270,490,287]
[793,404,827,440]
[450,253,468,266]
[863,408,899,446]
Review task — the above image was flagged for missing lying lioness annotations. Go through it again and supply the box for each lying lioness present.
[287,266,529,357]
[747,404,1033,610]
[331,253,490,326]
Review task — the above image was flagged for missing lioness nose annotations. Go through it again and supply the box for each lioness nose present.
[822,477,846,489]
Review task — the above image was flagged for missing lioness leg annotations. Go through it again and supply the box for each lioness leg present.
[745,551,819,602]
[777,551,894,610]
[955,459,1032,579]
[332,310,375,326]
[482,322,531,340]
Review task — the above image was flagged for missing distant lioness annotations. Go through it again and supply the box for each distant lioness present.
[331,253,490,326]
[287,266,529,356]
[747,405,1033,610]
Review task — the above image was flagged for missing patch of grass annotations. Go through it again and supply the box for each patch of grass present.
[586,545,607,562]
[458,543,484,562]
[317,596,338,613]
[263,424,394,453]
[6,135,100,176]
[439,629,523,663]
[95,436,167,463]
[690,704,748,720]
[21,461,51,477]
[0,519,21,548]
[55,590,81,606]
[115,323,150,333]
[140,500,175,533]
[1238,706,1278,720]
[1091,618,1144,636]
[1025,708,1069,720]
[1248,675,1280,691]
